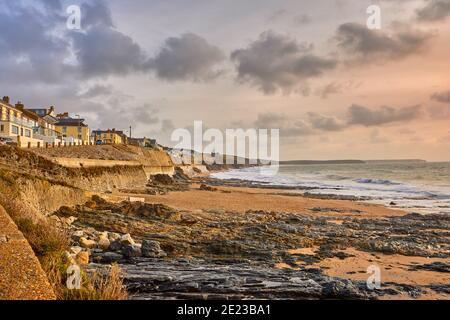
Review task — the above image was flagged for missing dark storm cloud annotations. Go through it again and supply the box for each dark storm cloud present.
[416,0,450,22]
[146,33,225,82]
[0,0,70,83]
[347,104,423,126]
[335,23,433,61]
[231,31,337,94]
[71,25,148,78]
[0,0,226,83]
[431,90,450,103]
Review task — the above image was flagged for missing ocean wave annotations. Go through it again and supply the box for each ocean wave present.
[354,178,401,186]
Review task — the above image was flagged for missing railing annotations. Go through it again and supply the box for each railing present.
[0,116,34,128]
[32,126,61,138]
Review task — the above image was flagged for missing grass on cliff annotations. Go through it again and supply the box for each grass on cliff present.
[0,186,128,300]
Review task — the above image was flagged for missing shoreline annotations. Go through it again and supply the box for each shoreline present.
[58,173,449,300]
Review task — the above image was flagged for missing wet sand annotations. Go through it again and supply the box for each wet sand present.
[114,183,404,219]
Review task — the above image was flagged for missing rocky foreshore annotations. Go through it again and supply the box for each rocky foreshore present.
[52,177,450,300]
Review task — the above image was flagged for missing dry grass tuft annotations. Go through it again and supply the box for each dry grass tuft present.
[63,264,129,300]
[0,189,128,300]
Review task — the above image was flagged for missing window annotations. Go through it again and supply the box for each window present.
[21,128,24,136]
[25,129,31,137]
[0,125,3,132]
[62,127,67,133]
[78,127,82,133]
[11,125,19,135]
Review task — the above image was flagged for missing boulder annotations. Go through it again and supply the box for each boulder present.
[109,240,123,252]
[98,238,111,251]
[142,240,167,258]
[97,232,111,250]
[108,232,121,242]
[121,233,135,246]
[79,237,97,249]
[122,244,142,258]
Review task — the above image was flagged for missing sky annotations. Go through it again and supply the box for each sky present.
[0,0,449,161]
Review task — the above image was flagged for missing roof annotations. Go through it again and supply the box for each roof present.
[56,118,88,127]
[92,130,125,135]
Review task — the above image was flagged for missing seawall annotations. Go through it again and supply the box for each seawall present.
[0,205,56,300]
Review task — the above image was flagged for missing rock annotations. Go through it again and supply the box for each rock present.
[109,240,123,252]
[122,244,142,258]
[63,216,77,225]
[85,200,97,209]
[411,262,450,273]
[98,238,111,251]
[72,230,84,242]
[200,184,217,192]
[142,240,167,258]
[79,237,97,249]
[120,233,135,246]
[96,232,111,250]
[75,251,90,265]
[70,246,83,255]
[108,232,121,242]
[151,174,174,185]
[101,252,124,263]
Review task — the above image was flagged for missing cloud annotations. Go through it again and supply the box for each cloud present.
[431,90,450,103]
[80,1,115,28]
[254,113,314,137]
[416,0,450,22]
[307,112,346,131]
[231,31,337,94]
[0,1,70,83]
[146,33,225,82]
[348,104,423,126]
[78,84,114,98]
[71,25,147,78]
[315,82,341,99]
[335,22,433,62]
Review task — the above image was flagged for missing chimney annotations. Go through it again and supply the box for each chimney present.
[15,101,24,110]
[2,96,10,104]
[49,106,55,113]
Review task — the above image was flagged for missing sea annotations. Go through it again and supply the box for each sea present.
[211,161,450,215]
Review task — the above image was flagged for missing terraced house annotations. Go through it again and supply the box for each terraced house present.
[0,96,42,147]
[92,129,128,145]
[23,106,61,144]
[55,112,90,144]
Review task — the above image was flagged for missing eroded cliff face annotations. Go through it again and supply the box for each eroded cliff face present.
[0,146,176,216]
[18,178,86,216]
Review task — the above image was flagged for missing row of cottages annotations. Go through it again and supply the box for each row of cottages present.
[92,129,129,145]
[0,96,90,147]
